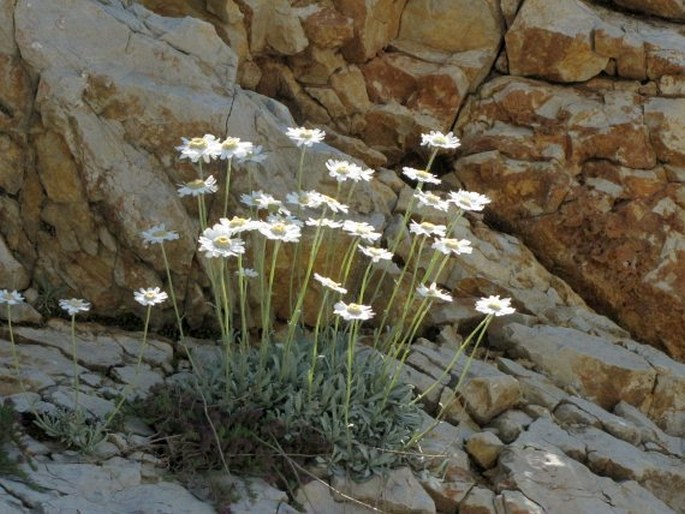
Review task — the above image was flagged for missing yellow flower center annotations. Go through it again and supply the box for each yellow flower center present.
[188,179,204,189]
[347,304,362,315]
[214,235,231,248]
[144,292,156,300]
[189,138,208,149]
[272,224,286,235]
[222,138,239,150]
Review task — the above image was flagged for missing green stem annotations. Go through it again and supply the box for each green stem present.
[103,304,153,431]
[223,158,233,218]
[160,243,184,340]
[70,314,80,411]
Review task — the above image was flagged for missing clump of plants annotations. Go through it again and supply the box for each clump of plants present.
[0,126,516,487]
[140,336,421,481]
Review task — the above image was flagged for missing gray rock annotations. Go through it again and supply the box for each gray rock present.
[494,490,544,514]
[111,363,164,397]
[460,487,496,514]
[496,357,568,410]
[492,443,676,514]
[488,409,533,443]
[14,324,124,371]
[331,467,436,514]
[296,480,373,513]
[571,425,685,512]
[491,324,656,412]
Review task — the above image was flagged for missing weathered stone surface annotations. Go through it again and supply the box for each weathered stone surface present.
[331,467,436,514]
[460,487,496,514]
[456,75,685,362]
[505,0,609,82]
[572,425,685,512]
[493,442,676,514]
[490,323,657,412]
[13,324,124,371]
[333,0,408,63]
[465,431,504,469]
[506,0,685,82]
[610,0,685,20]
[398,0,503,53]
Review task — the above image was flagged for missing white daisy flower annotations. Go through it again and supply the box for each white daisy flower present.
[218,216,260,236]
[59,298,91,316]
[134,287,168,307]
[199,225,246,258]
[235,268,259,278]
[402,167,441,185]
[475,295,516,316]
[448,190,492,212]
[258,220,301,242]
[237,145,267,163]
[414,190,449,212]
[218,137,253,160]
[342,220,382,243]
[286,190,324,209]
[176,135,221,163]
[358,168,375,182]
[141,224,180,245]
[421,130,461,150]
[305,217,343,229]
[240,191,282,211]
[416,283,453,303]
[314,273,347,294]
[266,213,304,227]
[358,245,393,263]
[431,237,473,256]
[326,159,365,183]
[409,220,447,238]
[286,126,326,147]
[333,301,374,321]
[177,176,219,197]
[319,194,349,214]
[0,289,24,305]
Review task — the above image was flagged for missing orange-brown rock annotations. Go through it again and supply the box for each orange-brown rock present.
[455,76,685,361]
[610,0,685,20]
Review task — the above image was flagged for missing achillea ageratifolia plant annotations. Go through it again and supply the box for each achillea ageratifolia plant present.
[136,126,515,479]
[1,125,516,480]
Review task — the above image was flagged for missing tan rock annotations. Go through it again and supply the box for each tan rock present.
[333,0,408,63]
[240,0,309,55]
[505,0,608,82]
[0,234,29,290]
[465,431,505,469]
[610,0,685,20]
[0,134,23,195]
[398,0,503,53]
[301,5,354,49]
[330,65,372,114]
[362,52,470,129]
[289,46,346,86]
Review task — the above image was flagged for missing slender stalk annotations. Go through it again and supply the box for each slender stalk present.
[308,289,330,397]
[7,305,28,397]
[69,314,80,411]
[343,319,361,428]
[102,304,154,431]
[296,146,307,191]
[223,158,233,218]
[160,242,184,339]
[262,241,281,347]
